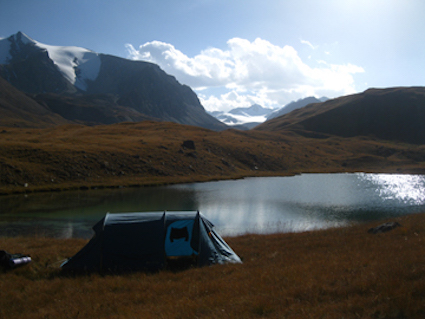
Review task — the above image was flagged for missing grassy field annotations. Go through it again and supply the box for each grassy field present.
[2,121,425,195]
[1,213,425,318]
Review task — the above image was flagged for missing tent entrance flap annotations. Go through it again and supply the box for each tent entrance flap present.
[165,220,198,257]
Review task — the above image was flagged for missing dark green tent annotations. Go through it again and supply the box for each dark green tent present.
[61,211,241,272]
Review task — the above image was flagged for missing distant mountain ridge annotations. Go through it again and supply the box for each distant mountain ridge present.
[267,96,327,120]
[209,97,328,129]
[228,104,272,117]
[209,104,273,129]
[0,32,227,130]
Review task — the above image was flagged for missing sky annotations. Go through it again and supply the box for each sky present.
[1,0,425,112]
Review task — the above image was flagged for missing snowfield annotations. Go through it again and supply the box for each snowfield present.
[35,43,101,90]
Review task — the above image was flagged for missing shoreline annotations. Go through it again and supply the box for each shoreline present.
[2,121,425,198]
[2,166,425,196]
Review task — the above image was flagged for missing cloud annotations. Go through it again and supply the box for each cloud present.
[300,39,317,50]
[126,38,364,112]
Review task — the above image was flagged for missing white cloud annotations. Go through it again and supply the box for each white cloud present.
[126,38,364,112]
[300,39,317,50]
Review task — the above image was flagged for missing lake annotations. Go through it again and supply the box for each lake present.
[1,173,425,238]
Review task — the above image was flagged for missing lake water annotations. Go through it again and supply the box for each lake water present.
[1,173,425,239]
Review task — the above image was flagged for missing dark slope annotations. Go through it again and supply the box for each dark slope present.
[32,93,155,125]
[0,76,70,127]
[256,87,425,144]
[86,54,226,130]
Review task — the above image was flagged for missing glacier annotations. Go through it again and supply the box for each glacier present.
[35,43,101,91]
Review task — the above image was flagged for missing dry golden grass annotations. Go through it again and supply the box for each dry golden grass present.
[1,121,425,195]
[1,213,425,318]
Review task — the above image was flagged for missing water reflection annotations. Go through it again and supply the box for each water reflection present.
[1,173,425,238]
[359,173,425,205]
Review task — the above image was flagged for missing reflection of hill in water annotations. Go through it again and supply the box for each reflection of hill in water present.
[0,187,199,218]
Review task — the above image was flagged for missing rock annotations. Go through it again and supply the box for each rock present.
[182,140,196,150]
[185,152,197,159]
[221,158,230,167]
[101,161,109,169]
[368,222,401,234]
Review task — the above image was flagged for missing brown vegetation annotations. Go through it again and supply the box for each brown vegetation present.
[1,213,425,318]
[1,120,425,195]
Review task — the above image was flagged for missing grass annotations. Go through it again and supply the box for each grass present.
[1,121,425,195]
[1,213,425,318]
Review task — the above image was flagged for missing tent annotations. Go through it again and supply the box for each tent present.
[61,211,241,272]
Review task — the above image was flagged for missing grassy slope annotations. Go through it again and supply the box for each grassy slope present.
[1,213,425,318]
[255,87,425,145]
[1,120,425,195]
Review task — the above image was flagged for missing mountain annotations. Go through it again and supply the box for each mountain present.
[267,96,326,120]
[209,98,330,130]
[256,87,425,144]
[209,104,274,129]
[0,32,96,94]
[228,104,273,117]
[0,32,227,130]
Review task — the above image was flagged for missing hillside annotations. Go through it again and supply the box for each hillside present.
[256,87,425,144]
[1,119,425,195]
[0,77,70,127]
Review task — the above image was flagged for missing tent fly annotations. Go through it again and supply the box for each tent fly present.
[61,211,241,272]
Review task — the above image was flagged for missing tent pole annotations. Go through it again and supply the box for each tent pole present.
[99,217,107,273]
[196,211,201,267]
[163,211,167,268]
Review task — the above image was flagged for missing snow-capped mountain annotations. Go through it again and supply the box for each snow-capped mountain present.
[0,32,227,130]
[209,104,274,129]
[209,98,329,129]
[228,104,273,117]
[0,32,101,92]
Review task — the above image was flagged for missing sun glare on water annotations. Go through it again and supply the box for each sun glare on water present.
[359,173,425,205]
